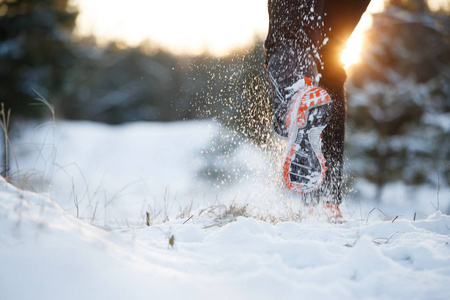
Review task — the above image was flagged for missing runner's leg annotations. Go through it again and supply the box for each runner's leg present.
[317,0,371,203]
[264,0,371,203]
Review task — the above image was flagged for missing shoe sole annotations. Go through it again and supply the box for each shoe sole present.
[283,87,332,193]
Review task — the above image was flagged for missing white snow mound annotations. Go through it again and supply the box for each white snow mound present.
[1,177,450,300]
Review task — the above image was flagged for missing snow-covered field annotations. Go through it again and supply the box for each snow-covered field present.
[1,120,450,300]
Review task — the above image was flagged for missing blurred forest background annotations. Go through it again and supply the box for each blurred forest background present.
[0,0,449,199]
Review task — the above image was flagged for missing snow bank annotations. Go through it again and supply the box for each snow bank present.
[12,119,449,225]
[12,120,220,221]
[0,177,193,300]
[1,176,450,300]
[2,119,449,299]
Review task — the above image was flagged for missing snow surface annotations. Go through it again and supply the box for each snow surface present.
[2,120,450,299]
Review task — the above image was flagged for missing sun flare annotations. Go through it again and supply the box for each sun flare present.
[73,0,385,67]
[72,0,268,56]
[340,16,369,68]
[340,0,385,68]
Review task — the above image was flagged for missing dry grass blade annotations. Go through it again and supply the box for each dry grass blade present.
[201,200,250,228]
[366,207,389,223]
[32,89,55,124]
[0,103,10,178]
[182,215,194,225]
[146,211,151,226]
[372,231,403,245]
[0,103,19,181]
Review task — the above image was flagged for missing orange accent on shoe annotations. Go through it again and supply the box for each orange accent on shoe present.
[305,77,312,86]
[324,203,343,220]
[282,84,333,193]
[282,143,304,192]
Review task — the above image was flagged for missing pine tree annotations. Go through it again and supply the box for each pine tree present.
[345,1,450,199]
[0,0,77,177]
[0,0,77,117]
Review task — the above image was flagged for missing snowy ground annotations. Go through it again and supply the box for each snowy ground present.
[1,120,450,299]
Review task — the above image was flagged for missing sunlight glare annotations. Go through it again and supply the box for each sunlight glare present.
[341,0,385,68]
[428,0,450,12]
[72,0,268,56]
[73,0,388,63]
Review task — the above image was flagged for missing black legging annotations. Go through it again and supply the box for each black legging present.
[264,0,371,203]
